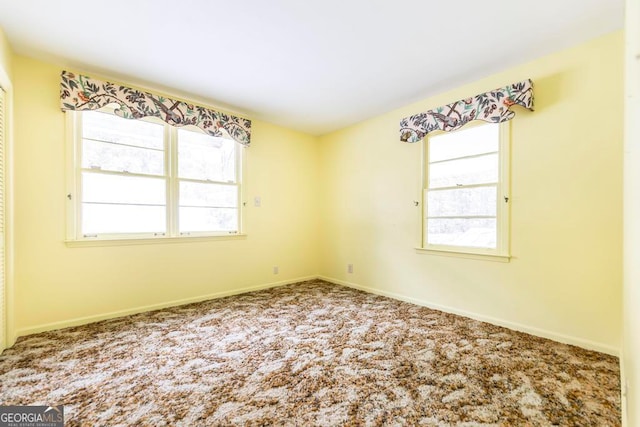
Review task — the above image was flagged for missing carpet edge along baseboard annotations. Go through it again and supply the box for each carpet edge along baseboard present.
[13,275,319,340]
[318,275,620,358]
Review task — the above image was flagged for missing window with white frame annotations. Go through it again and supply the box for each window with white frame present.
[67,108,242,240]
[423,121,510,257]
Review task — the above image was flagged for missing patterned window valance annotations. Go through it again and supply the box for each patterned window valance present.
[399,79,534,143]
[60,71,251,146]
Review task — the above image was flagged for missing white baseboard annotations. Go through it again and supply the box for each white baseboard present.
[14,275,317,339]
[12,274,621,358]
[319,275,620,357]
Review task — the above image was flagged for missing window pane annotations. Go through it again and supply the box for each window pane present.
[429,153,498,188]
[427,186,496,217]
[178,129,236,182]
[427,218,496,248]
[180,182,237,208]
[82,139,164,175]
[83,110,164,150]
[429,123,499,162]
[83,172,165,205]
[179,207,238,233]
[82,204,165,234]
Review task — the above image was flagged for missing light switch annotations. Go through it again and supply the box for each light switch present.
[254,196,261,207]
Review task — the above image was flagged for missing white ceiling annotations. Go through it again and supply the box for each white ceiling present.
[0,0,624,135]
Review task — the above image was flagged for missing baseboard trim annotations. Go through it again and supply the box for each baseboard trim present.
[15,275,317,339]
[13,274,621,358]
[319,275,620,357]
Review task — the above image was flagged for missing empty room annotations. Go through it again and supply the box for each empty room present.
[0,0,639,426]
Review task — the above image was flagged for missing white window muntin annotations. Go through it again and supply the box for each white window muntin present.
[422,121,510,257]
[66,108,242,241]
[175,128,240,236]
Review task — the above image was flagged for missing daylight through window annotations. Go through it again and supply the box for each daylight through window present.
[423,122,509,256]
[68,109,241,240]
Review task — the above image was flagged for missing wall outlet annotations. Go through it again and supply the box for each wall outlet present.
[347,264,353,274]
[273,266,279,274]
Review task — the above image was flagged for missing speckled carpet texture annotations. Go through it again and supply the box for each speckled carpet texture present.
[0,279,620,426]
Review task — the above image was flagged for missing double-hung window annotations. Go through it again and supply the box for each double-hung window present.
[67,107,242,241]
[422,122,510,259]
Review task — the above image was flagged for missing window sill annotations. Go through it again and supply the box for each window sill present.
[65,233,247,248]
[415,247,510,263]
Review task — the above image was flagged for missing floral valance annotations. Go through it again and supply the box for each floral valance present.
[400,79,534,143]
[60,71,251,146]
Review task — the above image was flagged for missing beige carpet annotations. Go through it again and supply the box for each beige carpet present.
[0,279,620,426]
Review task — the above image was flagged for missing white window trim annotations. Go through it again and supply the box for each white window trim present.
[65,110,246,245]
[417,121,511,261]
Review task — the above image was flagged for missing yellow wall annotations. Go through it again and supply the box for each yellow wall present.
[318,31,623,354]
[0,26,14,351]
[7,31,624,358]
[12,55,320,335]
[623,0,639,423]
[0,26,12,81]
